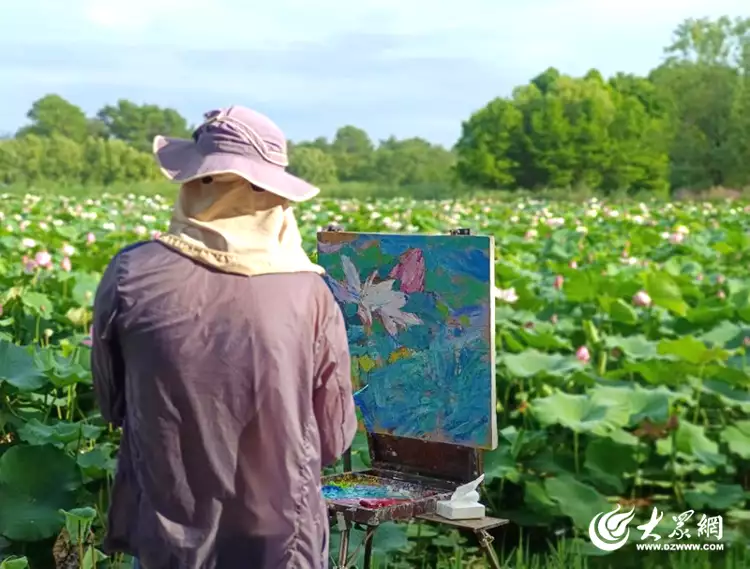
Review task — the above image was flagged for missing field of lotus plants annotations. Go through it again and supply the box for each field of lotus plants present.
[0,190,749,569]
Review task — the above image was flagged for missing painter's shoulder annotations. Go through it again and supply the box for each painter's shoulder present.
[112,240,156,263]
[106,241,166,277]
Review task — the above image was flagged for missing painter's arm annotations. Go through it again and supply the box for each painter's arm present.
[91,255,126,427]
[313,299,357,467]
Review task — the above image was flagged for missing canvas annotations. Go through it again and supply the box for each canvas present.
[317,231,497,450]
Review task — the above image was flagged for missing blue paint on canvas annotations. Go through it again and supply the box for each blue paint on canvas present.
[317,232,497,449]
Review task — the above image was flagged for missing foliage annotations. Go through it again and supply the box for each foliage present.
[0,191,749,568]
[456,16,750,194]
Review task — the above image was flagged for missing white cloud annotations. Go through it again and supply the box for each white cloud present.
[11,0,750,57]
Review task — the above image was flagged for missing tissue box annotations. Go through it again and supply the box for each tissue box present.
[435,500,485,520]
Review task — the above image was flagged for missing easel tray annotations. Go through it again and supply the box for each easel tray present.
[322,469,455,525]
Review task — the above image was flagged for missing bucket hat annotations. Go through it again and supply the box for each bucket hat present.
[152,106,319,202]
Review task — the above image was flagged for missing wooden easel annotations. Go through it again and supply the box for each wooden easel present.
[320,227,507,569]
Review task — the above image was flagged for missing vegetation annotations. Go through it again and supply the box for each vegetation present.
[0,192,748,568]
[1,12,749,569]
[2,17,750,198]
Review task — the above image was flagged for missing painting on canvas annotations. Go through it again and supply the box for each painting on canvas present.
[317,231,497,450]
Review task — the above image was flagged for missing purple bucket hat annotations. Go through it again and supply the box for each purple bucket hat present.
[152,106,319,202]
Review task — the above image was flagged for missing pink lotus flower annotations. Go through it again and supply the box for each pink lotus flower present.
[569,261,578,269]
[388,249,425,294]
[61,256,72,272]
[553,275,564,290]
[34,251,52,268]
[632,291,652,307]
[22,255,37,273]
[61,243,75,256]
[576,346,591,364]
[718,290,726,300]
[150,230,162,240]
[550,314,558,324]
[668,232,684,245]
[82,326,93,347]
[86,232,96,245]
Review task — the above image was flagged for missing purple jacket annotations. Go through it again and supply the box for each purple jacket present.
[92,241,357,569]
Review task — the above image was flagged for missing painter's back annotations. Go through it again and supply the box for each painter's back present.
[91,241,357,569]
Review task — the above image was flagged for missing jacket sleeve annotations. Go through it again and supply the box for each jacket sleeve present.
[91,256,126,427]
[313,301,357,467]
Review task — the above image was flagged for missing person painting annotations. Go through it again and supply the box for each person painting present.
[91,106,358,569]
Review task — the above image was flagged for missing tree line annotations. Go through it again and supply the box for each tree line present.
[457,16,750,195]
[1,16,748,195]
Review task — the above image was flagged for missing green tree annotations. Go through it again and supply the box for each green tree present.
[652,16,750,188]
[16,95,90,142]
[371,137,455,186]
[97,100,191,152]
[454,98,524,189]
[455,70,671,194]
[604,86,670,196]
[330,126,374,181]
[299,137,331,153]
[288,146,338,185]
[531,67,562,95]
[0,139,21,184]
[0,134,160,186]
[40,135,85,183]
[513,83,575,188]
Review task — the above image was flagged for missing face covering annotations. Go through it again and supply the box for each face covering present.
[158,174,324,277]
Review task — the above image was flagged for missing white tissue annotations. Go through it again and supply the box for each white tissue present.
[436,474,486,520]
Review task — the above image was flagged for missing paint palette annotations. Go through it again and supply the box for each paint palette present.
[322,471,454,524]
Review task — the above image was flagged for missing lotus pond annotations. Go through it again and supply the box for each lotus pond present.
[0,191,748,568]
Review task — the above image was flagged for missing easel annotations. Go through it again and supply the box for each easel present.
[320,227,507,569]
[333,439,506,569]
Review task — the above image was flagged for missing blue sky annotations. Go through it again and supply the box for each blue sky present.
[1,0,746,146]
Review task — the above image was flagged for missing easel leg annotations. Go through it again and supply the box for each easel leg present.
[362,525,378,569]
[336,525,351,569]
[343,447,352,472]
[475,529,501,569]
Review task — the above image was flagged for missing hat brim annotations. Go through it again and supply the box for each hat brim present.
[152,135,320,203]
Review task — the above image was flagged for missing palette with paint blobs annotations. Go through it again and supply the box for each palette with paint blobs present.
[322,471,455,524]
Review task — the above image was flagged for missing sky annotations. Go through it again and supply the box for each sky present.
[0,0,747,146]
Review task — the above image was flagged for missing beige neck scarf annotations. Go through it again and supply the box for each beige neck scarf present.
[158,174,324,277]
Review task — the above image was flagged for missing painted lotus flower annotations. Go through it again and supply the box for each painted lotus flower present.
[388,248,425,294]
[318,240,345,254]
[331,255,422,336]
